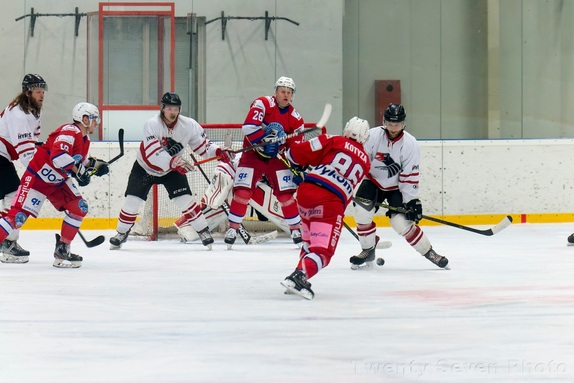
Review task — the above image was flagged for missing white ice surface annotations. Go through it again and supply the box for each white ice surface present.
[2,223,574,383]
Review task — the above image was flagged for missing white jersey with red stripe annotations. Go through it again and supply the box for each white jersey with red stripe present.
[362,126,420,203]
[136,112,220,177]
[0,102,41,166]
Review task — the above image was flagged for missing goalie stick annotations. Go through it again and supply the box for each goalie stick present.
[193,103,332,166]
[187,151,277,245]
[354,197,513,236]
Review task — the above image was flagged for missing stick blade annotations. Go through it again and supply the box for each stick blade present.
[316,103,332,129]
[248,230,278,244]
[85,235,106,248]
[488,215,513,235]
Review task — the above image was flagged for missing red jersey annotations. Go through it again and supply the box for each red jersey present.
[28,123,90,185]
[285,134,371,206]
[242,96,305,148]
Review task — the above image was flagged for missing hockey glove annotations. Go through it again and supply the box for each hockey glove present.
[382,154,401,178]
[166,137,184,156]
[215,147,233,164]
[404,199,423,224]
[170,155,194,175]
[74,163,91,187]
[87,157,109,177]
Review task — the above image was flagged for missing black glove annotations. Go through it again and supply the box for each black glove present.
[382,154,401,177]
[166,137,184,156]
[74,164,91,187]
[87,157,109,177]
[292,171,306,186]
[404,199,423,223]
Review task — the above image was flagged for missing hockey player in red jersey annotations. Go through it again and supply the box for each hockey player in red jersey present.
[280,117,371,300]
[351,103,448,269]
[0,74,47,262]
[224,76,305,248]
[0,102,109,268]
[109,92,231,250]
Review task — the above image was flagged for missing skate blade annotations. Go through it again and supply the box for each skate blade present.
[0,255,29,264]
[53,259,81,268]
[280,280,313,300]
[350,261,374,270]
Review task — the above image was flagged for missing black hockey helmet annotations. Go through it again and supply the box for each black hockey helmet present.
[161,92,181,107]
[383,103,406,123]
[22,74,48,91]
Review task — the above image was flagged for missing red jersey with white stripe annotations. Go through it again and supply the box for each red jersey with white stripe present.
[362,126,420,203]
[0,102,41,166]
[136,112,220,177]
[28,124,90,185]
[242,96,305,147]
[285,134,370,206]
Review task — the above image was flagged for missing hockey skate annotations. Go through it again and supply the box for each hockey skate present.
[568,233,574,246]
[224,228,237,250]
[197,227,214,250]
[0,239,30,264]
[53,234,82,268]
[281,269,314,300]
[109,230,130,250]
[290,229,303,247]
[350,236,380,270]
[423,247,449,269]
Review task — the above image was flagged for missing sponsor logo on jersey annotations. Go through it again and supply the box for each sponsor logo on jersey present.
[18,132,32,140]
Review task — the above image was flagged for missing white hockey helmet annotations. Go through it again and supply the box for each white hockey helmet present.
[73,102,100,124]
[275,76,296,93]
[343,116,370,144]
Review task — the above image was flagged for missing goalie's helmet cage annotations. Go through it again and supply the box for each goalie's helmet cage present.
[383,103,406,124]
[274,76,296,93]
[22,74,48,92]
[343,117,370,144]
[73,102,100,124]
[161,92,182,108]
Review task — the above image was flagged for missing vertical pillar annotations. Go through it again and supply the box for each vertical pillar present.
[375,80,401,125]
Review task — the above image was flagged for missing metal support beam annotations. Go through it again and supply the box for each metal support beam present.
[206,11,299,41]
[15,7,87,37]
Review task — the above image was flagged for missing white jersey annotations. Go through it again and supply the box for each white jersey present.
[362,126,420,203]
[0,102,41,166]
[136,112,220,177]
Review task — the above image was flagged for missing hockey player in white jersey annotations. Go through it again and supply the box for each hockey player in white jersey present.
[351,103,448,269]
[0,74,47,263]
[109,92,231,250]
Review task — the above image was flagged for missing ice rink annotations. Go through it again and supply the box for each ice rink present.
[2,222,574,383]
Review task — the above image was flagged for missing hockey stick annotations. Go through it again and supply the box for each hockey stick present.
[354,197,513,236]
[188,151,277,245]
[77,230,105,248]
[193,103,332,166]
[88,128,125,176]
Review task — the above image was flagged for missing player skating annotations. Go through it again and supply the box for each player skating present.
[0,102,109,268]
[109,92,231,250]
[0,74,47,263]
[351,103,448,269]
[280,117,371,300]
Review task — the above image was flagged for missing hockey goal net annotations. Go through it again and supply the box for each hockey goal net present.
[132,124,314,240]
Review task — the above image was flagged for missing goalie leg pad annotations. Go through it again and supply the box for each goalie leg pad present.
[204,169,233,209]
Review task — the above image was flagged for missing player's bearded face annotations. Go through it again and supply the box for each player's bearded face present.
[162,106,180,122]
[29,88,45,110]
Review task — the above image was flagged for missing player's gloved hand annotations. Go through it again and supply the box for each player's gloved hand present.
[170,155,194,175]
[74,163,91,187]
[215,147,232,164]
[87,157,109,177]
[166,137,184,156]
[292,171,306,186]
[404,199,423,224]
[382,154,401,177]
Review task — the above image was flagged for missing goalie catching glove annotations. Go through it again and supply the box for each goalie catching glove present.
[404,199,423,224]
[170,155,194,175]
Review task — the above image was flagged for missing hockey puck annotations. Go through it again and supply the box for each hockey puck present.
[376,257,385,266]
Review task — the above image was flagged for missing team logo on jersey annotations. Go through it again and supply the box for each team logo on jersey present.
[72,154,83,164]
[375,152,387,162]
[15,212,28,228]
[78,199,89,213]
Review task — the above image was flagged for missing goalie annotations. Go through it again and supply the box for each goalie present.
[174,154,289,242]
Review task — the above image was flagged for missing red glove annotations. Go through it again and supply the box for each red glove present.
[216,147,232,164]
[169,156,194,175]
